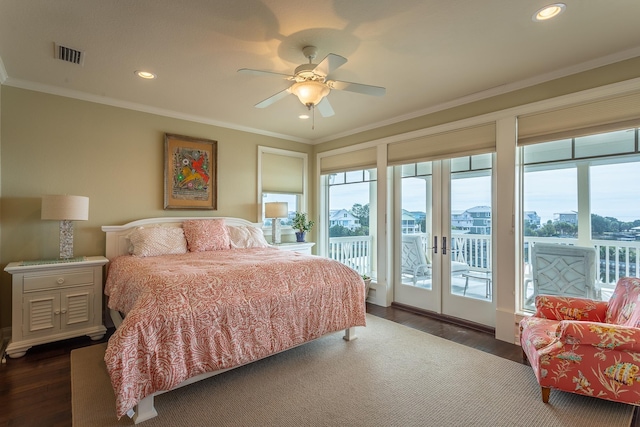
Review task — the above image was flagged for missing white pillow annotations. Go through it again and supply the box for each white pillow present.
[227,225,270,248]
[129,226,188,257]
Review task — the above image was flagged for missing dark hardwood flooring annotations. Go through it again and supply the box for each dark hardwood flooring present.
[0,304,637,426]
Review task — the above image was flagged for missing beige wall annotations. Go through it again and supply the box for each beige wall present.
[2,56,640,331]
[313,56,640,154]
[0,86,311,329]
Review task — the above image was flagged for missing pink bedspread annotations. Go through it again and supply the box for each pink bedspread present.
[104,248,366,418]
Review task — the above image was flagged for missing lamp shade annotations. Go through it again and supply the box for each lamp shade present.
[265,202,288,219]
[41,195,89,221]
[290,81,330,106]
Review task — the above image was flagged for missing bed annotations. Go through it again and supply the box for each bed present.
[101,217,367,423]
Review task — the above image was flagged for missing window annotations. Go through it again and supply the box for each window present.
[258,147,308,240]
[324,169,377,278]
[520,128,640,310]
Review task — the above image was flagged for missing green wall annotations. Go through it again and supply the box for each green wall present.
[0,87,311,329]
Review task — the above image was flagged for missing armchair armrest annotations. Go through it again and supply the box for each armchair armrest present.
[534,295,607,322]
[559,320,640,352]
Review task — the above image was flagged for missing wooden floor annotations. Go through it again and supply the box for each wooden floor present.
[0,304,637,426]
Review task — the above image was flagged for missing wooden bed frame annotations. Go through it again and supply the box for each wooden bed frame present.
[102,217,358,424]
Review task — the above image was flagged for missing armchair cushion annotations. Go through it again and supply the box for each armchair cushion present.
[534,295,607,322]
[605,277,640,327]
[558,320,640,353]
[520,317,560,351]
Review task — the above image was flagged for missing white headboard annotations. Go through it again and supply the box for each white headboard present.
[101,217,259,260]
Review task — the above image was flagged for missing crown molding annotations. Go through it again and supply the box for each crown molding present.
[3,46,639,146]
[1,76,312,144]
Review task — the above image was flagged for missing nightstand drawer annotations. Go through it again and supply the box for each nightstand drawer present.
[275,242,315,254]
[23,269,94,292]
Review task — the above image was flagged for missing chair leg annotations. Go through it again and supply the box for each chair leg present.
[541,387,550,403]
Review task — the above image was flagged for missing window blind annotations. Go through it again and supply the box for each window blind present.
[387,123,496,165]
[320,147,377,174]
[518,91,640,146]
[262,152,304,194]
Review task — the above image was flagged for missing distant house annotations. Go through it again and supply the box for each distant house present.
[524,211,541,228]
[410,211,426,223]
[451,206,492,234]
[329,209,361,231]
[465,206,492,235]
[401,210,421,234]
[451,210,473,232]
[554,212,578,225]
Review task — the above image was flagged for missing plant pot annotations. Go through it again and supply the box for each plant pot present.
[295,231,306,242]
[363,278,372,300]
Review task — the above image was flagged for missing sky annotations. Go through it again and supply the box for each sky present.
[525,163,640,223]
[329,162,640,224]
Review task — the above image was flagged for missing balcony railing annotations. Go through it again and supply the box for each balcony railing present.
[523,237,640,284]
[329,235,373,276]
[328,233,640,285]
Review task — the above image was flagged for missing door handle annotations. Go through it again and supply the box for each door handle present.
[442,236,447,255]
[433,236,438,254]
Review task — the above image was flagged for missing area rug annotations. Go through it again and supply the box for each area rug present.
[71,314,634,427]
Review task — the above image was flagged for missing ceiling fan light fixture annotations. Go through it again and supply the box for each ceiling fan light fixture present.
[290,80,330,107]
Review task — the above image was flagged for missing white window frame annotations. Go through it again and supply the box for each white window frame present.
[518,131,640,312]
[257,146,308,239]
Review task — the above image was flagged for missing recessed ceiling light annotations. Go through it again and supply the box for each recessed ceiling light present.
[135,70,156,79]
[299,114,310,120]
[533,3,566,22]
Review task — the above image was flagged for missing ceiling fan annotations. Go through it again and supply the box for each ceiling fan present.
[238,46,385,118]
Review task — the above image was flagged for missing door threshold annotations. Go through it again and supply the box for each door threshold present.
[391,302,495,335]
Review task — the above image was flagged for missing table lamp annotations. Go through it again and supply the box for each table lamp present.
[265,202,288,244]
[41,195,89,259]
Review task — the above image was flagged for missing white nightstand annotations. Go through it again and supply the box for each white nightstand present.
[4,256,108,358]
[274,242,315,254]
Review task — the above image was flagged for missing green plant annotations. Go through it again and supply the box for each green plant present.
[292,212,315,233]
[362,274,371,281]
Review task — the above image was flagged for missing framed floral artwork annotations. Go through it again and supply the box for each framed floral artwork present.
[164,133,217,210]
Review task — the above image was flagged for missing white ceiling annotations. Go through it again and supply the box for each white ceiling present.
[1,0,640,144]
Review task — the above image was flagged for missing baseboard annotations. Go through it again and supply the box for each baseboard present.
[1,326,10,363]
[366,282,392,307]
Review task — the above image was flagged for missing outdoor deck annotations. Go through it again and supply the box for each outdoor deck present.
[403,273,492,301]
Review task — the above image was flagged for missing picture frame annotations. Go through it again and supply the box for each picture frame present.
[164,133,217,210]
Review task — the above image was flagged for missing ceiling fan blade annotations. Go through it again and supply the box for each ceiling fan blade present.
[327,80,386,96]
[238,68,293,79]
[255,88,292,108]
[316,97,335,117]
[313,53,347,77]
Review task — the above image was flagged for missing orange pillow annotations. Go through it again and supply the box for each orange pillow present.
[183,219,231,252]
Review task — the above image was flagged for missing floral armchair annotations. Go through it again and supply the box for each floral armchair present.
[520,277,640,405]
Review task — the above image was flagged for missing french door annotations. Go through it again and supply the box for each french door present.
[394,155,495,327]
